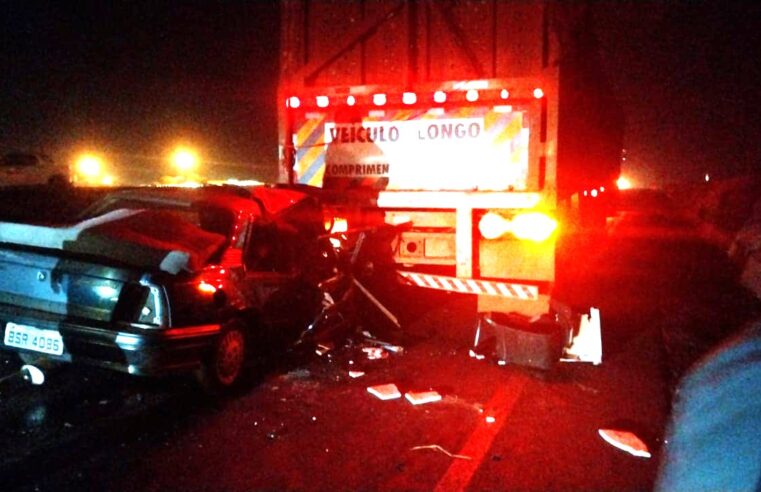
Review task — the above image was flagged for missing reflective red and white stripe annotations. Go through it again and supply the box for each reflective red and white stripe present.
[398,271,538,300]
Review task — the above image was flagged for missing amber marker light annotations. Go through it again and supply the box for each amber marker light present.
[510,212,557,241]
[479,211,557,242]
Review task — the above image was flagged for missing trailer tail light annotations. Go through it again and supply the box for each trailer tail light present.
[533,88,544,99]
[346,95,356,106]
[433,91,447,103]
[402,92,417,105]
[466,89,479,102]
[316,96,329,108]
[510,212,557,241]
[287,96,300,108]
[479,212,557,242]
[478,212,511,240]
[373,93,387,106]
[500,89,510,99]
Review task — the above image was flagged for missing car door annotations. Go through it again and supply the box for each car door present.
[241,219,320,348]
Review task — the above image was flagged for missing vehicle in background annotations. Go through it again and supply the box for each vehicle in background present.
[278,0,623,367]
[607,188,699,242]
[0,152,70,188]
[0,185,335,392]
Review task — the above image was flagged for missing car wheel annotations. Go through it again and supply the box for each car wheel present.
[196,323,247,394]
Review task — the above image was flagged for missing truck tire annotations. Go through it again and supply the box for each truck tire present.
[195,322,247,394]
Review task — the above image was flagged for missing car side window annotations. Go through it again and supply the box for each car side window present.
[243,222,295,274]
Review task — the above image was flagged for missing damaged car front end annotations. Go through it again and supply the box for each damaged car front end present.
[0,185,335,392]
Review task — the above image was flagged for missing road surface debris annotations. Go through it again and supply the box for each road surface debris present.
[410,444,472,460]
[404,390,442,405]
[598,428,652,458]
[367,383,401,400]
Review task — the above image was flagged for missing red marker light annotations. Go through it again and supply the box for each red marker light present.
[500,89,510,99]
[316,96,329,108]
[402,92,417,105]
[533,88,544,99]
[433,91,447,103]
[373,93,387,106]
[466,89,479,102]
[346,95,356,106]
[287,96,300,108]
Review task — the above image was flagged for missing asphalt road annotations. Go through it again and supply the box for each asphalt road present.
[1,187,758,491]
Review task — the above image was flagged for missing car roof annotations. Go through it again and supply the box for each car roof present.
[85,184,318,218]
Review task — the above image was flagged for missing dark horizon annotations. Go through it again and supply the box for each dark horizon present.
[1,1,759,187]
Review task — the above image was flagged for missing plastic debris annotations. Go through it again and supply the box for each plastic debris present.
[349,370,365,378]
[598,428,652,458]
[382,344,404,354]
[367,383,402,400]
[315,343,334,356]
[21,365,45,385]
[468,349,485,360]
[411,444,472,460]
[405,390,442,405]
[362,338,405,354]
[563,307,603,365]
[362,347,389,360]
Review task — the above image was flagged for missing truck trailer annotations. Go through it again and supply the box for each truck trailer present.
[278,0,623,366]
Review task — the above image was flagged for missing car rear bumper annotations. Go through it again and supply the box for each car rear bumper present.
[0,309,221,377]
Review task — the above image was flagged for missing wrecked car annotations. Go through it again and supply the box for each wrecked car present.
[0,185,335,391]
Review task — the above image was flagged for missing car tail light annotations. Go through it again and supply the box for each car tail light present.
[137,282,165,326]
[112,282,166,327]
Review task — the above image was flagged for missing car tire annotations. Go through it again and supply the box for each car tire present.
[195,322,247,394]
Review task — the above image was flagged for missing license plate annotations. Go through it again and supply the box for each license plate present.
[3,322,64,356]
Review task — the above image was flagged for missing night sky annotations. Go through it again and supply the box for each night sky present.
[1,1,759,186]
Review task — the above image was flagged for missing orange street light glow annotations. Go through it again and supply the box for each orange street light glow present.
[76,154,103,178]
[171,147,199,172]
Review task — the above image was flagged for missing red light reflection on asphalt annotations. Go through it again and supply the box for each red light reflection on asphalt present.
[433,372,529,491]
